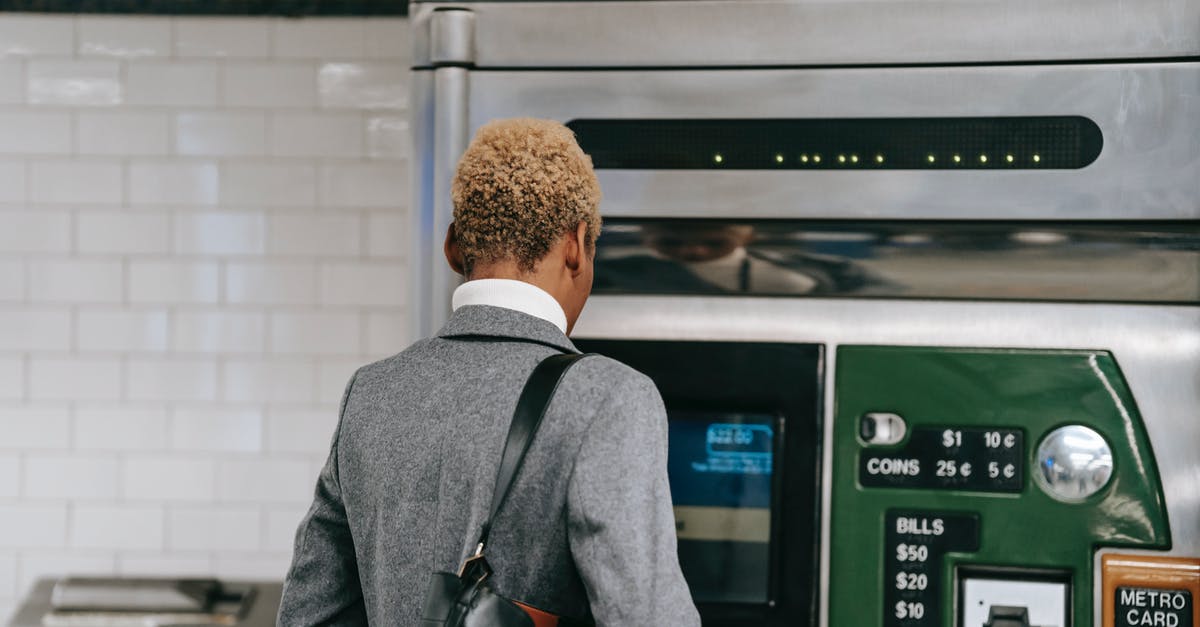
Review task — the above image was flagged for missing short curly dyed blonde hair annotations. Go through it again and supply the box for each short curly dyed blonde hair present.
[451,118,602,274]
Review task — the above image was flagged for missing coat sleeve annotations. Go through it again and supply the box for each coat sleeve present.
[277,371,368,627]
[565,372,701,626]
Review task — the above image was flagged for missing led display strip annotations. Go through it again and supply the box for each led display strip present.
[566,117,1103,170]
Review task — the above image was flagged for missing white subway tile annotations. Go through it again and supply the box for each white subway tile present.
[29,356,122,401]
[0,406,70,449]
[173,311,265,354]
[317,358,361,404]
[220,162,315,208]
[0,211,69,253]
[269,112,362,158]
[78,16,171,58]
[75,405,168,451]
[28,59,121,106]
[77,211,170,255]
[168,508,260,551]
[0,356,21,399]
[77,308,169,352]
[320,162,407,208]
[129,261,219,304]
[0,309,71,350]
[126,358,218,402]
[175,112,267,157]
[223,63,316,108]
[24,455,119,500]
[264,505,308,551]
[0,16,74,56]
[173,211,265,255]
[213,553,291,580]
[77,111,169,156]
[123,457,215,501]
[0,553,15,597]
[71,505,164,550]
[272,19,365,58]
[217,459,312,503]
[364,19,411,60]
[266,408,335,454]
[0,160,25,202]
[30,160,122,204]
[0,260,22,302]
[171,407,263,453]
[320,262,405,306]
[366,311,408,356]
[224,261,317,305]
[0,505,67,548]
[366,115,409,159]
[17,552,115,594]
[221,358,316,404]
[0,112,71,154]
[28,259,123,304]
[118,553,213,576]
[270,312,360,356]
[366,211,406,258]
[268,213,359,257]
[0,454,18,497]
[126,61,218,106]
[318,62,406,110]
[174,18,269,58]
[0,60,23,104]
[129,161,218,206]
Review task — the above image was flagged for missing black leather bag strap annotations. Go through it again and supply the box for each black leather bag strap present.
[475,352,586,551]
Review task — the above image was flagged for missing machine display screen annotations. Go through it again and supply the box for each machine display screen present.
[669,410,776,604]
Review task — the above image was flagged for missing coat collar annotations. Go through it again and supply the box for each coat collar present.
[436,304,580,354]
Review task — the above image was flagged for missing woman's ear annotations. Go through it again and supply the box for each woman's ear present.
[565,221,588,276]
[444,222,466,276]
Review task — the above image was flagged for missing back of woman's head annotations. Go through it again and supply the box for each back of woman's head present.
[451,118,602,274]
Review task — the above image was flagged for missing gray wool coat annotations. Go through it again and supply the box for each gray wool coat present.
[278,304,700,626]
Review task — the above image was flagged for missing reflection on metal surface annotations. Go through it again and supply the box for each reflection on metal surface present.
[1035,425,1115,503]
[593,220,1200,303]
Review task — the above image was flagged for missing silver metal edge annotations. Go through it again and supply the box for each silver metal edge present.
[414,0,1200,67]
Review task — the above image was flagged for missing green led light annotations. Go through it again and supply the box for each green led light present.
[850,154,859,163]
[980,154,988,163]
[875,154,884,163]
[813,154,822,163]
[926,154,936,163]
[800,154,810,163]
[837,154,847,163]
[713,153,724,164]
[775,154,785,163]
[1033,154,1042,163]
[953,154,962,163]
[1006,154,1014,163]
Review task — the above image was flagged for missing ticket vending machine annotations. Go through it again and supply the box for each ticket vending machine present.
[408,2,1200,625]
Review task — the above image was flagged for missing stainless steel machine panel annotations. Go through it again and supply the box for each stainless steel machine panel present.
[411,1,1200,67]
[465,65,1200,221]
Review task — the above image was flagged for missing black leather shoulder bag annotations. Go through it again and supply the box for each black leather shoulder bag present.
[420,352,588,627]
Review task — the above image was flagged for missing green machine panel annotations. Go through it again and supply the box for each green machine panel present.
[829,347,1170,627]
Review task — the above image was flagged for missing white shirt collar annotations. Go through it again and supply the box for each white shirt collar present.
[451,278,569,334]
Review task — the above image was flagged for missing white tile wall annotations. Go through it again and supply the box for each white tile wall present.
[0,112,72,154]
[23,455,120,500]
[122,457,216,501]
[0,14,409,619]
[78,17,172,59]
[27,60,122,106]
[77,112,170,156]
[125,61,219,107]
